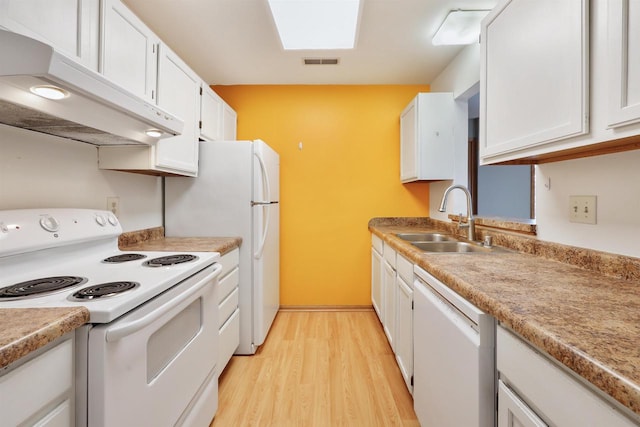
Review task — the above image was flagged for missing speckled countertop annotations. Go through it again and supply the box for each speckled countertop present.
[0,307,89,369]
[118,226,242,255]
[370,218,640,417]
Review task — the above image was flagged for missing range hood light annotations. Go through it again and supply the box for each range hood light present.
[145,129,163,138]
[30,85,69,100]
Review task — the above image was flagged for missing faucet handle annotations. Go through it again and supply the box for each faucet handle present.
[458,213,469,228]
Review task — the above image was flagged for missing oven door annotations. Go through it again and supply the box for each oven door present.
[87,263,221,427]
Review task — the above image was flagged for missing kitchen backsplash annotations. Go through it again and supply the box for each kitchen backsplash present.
[0,124,163,232]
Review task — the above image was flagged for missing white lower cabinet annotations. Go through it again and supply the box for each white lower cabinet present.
[497,325,638,427]
[217,248,240,374]
[371,235,383,320]
[394,254,413,394]
[370,234,414,394]
[382,247,396,350]
[0,334,74,427]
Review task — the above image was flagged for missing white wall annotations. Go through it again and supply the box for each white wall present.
[536,151,640,258]
[0,124,163,232]
[429,43,480,220]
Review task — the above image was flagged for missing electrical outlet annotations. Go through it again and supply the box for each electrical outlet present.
[569,195,596,224]
[107,196,120,217]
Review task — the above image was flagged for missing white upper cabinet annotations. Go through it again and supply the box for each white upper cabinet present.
[0,0,100,70]
[480,0,589,162]
[223,102,238,140]
[400,93,454,182]
[154,44,201,175]
[200,85,224,141]
[101,0,158,102]
[607,0,640,128]
[200,84,238,141]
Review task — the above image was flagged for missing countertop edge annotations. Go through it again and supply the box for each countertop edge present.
[0,307,89,369]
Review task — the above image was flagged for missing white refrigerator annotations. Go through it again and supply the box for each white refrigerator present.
[164,139,280,355]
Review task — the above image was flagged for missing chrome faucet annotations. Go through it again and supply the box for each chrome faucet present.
[438,184,476,241]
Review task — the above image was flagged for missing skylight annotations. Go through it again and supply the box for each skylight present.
[267,0,361,50]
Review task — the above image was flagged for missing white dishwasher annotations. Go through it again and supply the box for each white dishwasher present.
[413,265,496,427]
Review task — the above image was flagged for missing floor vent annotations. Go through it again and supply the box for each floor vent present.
[303,58,339,65]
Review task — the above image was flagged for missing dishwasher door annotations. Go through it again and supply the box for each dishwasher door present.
[413,268,495,427]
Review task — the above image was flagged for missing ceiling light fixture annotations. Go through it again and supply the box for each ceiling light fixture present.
[30,85,69,100]
[267,0,361,50]
[432,9,490,46]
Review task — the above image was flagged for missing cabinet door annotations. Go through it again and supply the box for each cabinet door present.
[400,98,418,181]
[480,0,589,161]
[101,0,158,102]
[200,85,224,141]
[156,44,200,175]
[608,0,640,128]
[395,275,413,394]
[371,247,383,321]
[382,261,396,350]
[498,381,548,427]
[0,0,100,70]
[223,103,238,140]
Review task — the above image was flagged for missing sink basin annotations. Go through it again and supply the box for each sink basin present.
[396,233,457,242]
[411,241,493,253]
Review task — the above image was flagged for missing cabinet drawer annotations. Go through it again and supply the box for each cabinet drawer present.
[219,287,239,328]
[219,308,240,373]
[218,266,239,303]
[219,248,239,278]
[497,326,636,426]
[371,234,383,254]
[383,244,396,269]
[0,337,73,427]
[397,255,413,285]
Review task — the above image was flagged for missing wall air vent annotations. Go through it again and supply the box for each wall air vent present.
[303,58,339,65]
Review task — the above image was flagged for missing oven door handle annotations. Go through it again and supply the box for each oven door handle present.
[105,263,222,343]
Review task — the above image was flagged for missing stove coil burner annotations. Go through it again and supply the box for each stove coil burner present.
[103,253,147,263]
[144,254,198,267]
[70,281,140,300]
[0,276,88,300]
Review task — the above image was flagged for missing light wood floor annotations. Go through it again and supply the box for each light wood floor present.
[211,310,419,426]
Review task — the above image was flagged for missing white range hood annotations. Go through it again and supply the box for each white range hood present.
[0,30,183,145]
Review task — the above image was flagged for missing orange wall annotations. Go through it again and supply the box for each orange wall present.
[213,85,430,306]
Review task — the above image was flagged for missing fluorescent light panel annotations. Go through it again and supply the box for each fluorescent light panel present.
[268,0,360,50]
[432,10,490,46]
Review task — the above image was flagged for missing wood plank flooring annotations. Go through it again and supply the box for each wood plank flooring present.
[211,310,419,426]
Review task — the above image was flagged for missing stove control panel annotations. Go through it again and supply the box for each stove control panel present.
[0,209,122,258]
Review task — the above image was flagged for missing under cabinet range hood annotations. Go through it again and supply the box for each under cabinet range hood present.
[0,30,183,145]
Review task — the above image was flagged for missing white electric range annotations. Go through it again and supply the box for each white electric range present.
[0,208,222,426]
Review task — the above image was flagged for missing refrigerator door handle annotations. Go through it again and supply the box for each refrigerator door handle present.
[253,151,271,203]
[254,203,270,259]
[254,150,271,259]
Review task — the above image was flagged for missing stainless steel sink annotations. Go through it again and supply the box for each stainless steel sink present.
[396,232,457,242]
[411,241,494,253]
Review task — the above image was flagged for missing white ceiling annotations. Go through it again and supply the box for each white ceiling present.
[122,0,497,85]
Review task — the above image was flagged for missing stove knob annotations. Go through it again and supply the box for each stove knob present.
[107,213,118,226]
[95,214,107,227]
[39,216,60,232]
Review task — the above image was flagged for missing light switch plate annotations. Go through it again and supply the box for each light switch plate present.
[569,195,596,224]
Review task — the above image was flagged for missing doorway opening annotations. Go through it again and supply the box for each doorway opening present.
[467,92,535,219]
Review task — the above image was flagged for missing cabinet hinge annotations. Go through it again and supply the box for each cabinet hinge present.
[411,375,414,386]
[199,120,202,129]
[200,87,203,95]
[412,300,414,310]
[151,90,155,100]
